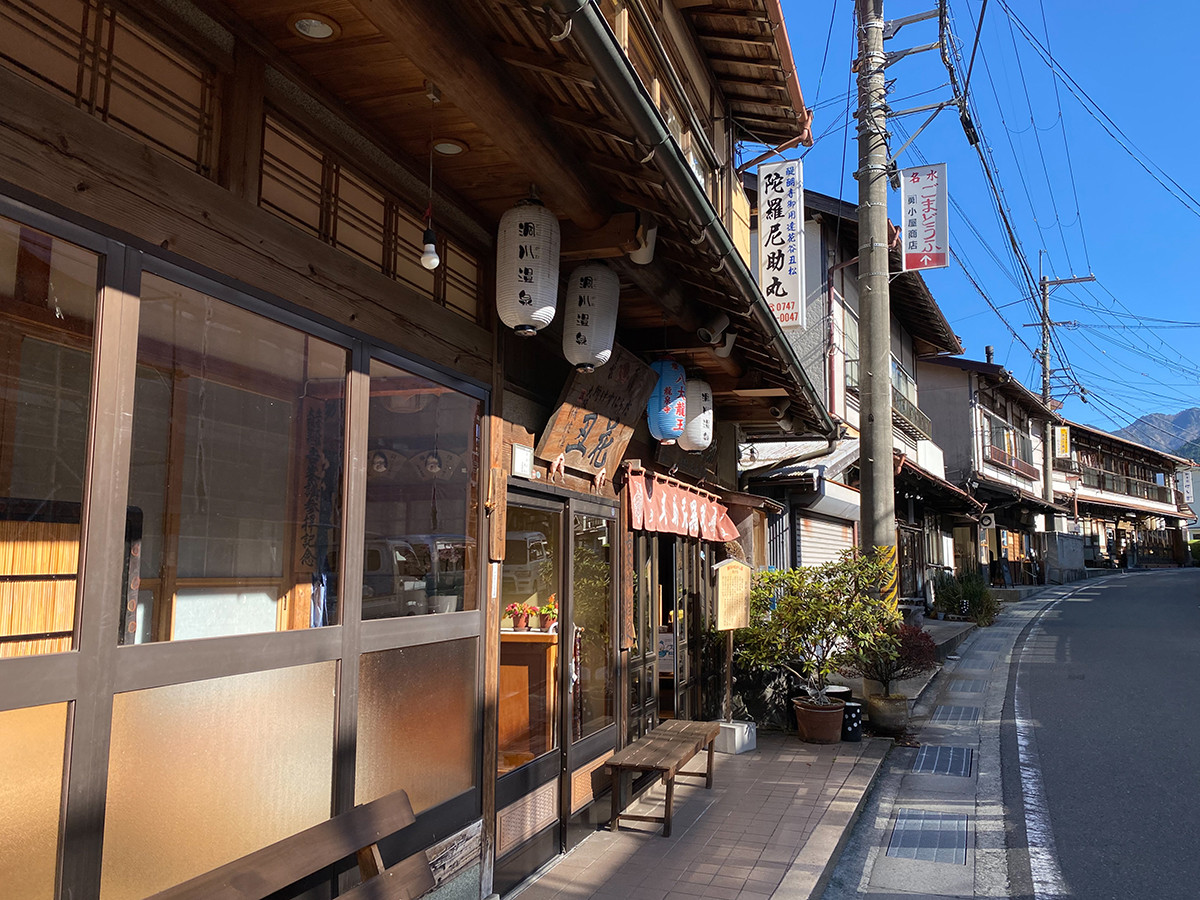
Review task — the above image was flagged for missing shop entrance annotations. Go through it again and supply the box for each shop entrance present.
[494,493,617,894]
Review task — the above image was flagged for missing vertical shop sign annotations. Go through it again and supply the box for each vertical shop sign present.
[757,158,804,329]
[900,163,948,271]
[1053,426,1071,459]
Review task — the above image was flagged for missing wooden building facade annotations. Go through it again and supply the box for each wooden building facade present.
[0,1,833,898]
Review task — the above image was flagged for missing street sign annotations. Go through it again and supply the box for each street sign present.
[757,158,803,329]
[900,163,948,271]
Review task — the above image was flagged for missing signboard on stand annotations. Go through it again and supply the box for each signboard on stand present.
[757,158,803,330]
[900,163,948,271]
[714,558,752,630]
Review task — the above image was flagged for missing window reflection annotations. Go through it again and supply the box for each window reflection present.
[572,515,614,741]
[499,506,559,774]
[361,358,480,620]
[125,275,347,642]
[0,216,98,657]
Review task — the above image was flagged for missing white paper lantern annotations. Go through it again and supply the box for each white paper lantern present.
[677,379,714,452]
[496,199,560,336]
[562,262,619,372]
[647,360,687,444]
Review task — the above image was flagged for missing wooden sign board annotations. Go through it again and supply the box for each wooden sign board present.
[534,345,656,476]
[714,558,752,631]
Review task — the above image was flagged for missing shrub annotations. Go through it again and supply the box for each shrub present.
[960,572,999,626]
[842,623,938,697]
[933,571,965,617]
[736,550,900,705]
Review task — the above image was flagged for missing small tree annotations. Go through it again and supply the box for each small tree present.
[736,550,899,705]
[842,623,937,697]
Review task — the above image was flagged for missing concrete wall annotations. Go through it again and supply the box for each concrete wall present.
[1045,532,1086,584]
[917,362,973,482]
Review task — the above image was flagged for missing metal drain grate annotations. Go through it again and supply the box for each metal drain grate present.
[973,640,1004,652]
[947,678,986,693]
[886,809,968,864]
[912,745,973,777]
[930,705,981,725]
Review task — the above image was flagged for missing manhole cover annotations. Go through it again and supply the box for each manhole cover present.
[886,808,968,864]
[930,705,981,725]
[912,745,973,777]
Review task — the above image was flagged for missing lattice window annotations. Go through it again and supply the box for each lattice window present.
[0,0,218,176]
[260,114,480,323]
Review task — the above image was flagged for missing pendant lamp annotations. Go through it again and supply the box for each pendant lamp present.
[677,379,714,452]
[562,262,619,372]
[647,360,687,444]
[496,198,560,336]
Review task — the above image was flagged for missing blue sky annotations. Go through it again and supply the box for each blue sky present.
[771,0,1200,440]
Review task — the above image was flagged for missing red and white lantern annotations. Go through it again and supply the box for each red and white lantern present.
[677,379,713,452]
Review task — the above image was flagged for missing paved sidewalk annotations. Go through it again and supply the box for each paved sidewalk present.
[819,586,1075,898]
[513,734,888,900]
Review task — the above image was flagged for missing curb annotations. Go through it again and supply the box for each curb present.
[774,738,890,900]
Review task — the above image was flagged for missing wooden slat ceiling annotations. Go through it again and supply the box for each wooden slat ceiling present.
[675,0,809,146]
[208,0,827,438]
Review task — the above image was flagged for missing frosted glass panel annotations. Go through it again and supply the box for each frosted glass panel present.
[101,662,336,899]
[0,703,67,900]
[172,588,279,639]
[357,640,478,813]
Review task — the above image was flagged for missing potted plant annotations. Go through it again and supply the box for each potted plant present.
[505,601,536,630]
[538,595,558,630]
[737,551,897,743]
[960,572,999,626]
[842,623,937,735]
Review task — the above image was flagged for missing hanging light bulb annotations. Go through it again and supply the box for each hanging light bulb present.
[421,226,440,270]
[421,81,441,271]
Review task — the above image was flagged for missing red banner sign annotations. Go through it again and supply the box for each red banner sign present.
[627,473,738,542]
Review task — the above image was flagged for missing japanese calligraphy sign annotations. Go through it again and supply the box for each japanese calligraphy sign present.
[535,344,656,476]
[1053,426,1071,459]
[713,558,752,630]
[900,163,948,271]
[757,158,804,329]
[626,473,739,542]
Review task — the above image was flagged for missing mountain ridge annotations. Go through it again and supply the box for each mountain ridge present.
[1114,407,1200,455]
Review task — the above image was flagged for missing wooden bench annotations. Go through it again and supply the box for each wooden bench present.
[146,789,436,900]
[606,719,721,837]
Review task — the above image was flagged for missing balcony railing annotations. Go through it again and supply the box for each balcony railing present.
[1080,466,1174,504]
[1053,457,1082,474]
[986,444,1039,480]
[845,360,932,440]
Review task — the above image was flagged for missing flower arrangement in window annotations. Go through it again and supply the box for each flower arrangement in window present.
[504,601,537,630]
[538,595,558,630]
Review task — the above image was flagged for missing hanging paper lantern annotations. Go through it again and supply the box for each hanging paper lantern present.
[496,199,561,336]
[677,379,714,452]
[562,262,619,373]
[647,360,687,444]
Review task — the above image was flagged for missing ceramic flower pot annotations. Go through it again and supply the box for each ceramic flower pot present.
[540,614,557,630]
[865,694,909,736]
[792,697,845,744]
[513,613,530,631]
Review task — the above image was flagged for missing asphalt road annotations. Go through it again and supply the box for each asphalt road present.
[1011,570,1200,900]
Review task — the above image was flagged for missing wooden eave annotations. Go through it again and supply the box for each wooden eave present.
[205,0,827,437]
[674,0,810,145]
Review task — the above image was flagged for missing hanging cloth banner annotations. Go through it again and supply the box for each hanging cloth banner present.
[900,162,948,271]
[626,470,739,542]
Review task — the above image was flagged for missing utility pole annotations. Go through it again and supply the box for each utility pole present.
[856,0,897,596]
[1038,253,1095,518]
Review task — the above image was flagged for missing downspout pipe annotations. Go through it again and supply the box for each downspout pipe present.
[553,0,836,441]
